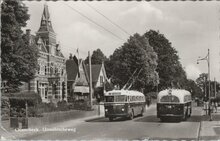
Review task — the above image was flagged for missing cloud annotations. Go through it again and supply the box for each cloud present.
[57,22,110,58]
[185,64,201,80]
[23,1,220,81]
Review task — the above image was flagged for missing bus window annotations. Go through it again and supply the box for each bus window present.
[115,95,126,102]
[105,95,127,102]
[105,96,114,102]
[160,95,180,103]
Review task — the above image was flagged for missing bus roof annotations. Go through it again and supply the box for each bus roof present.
[105,90,145,97]
[157,89,191,103]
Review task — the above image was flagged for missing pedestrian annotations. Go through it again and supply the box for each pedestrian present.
[203,100,208,115]
[214,100,218,113]
[209,100,213,121]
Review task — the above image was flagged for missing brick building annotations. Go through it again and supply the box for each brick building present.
[24,4,67,103]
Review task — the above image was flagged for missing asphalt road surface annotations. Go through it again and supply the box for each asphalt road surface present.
[21,104,206,140]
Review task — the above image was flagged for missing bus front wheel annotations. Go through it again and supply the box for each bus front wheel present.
[129,111,134,120]
[140,108,144,116]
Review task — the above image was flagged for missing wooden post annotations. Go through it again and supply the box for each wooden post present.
[88,51,93,108]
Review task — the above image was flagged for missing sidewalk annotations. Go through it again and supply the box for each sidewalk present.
[0,104,105,140]
[199,108,220,140]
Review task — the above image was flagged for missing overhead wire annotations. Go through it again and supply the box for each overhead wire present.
[84,2,154,88]
[84,2,149,52]
[62,3,126,42]
[63,2,155,88]
[84,2,131,37]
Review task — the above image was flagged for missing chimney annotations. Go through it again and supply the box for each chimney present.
[26,29,31,35]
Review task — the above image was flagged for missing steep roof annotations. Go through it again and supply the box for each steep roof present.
[38,4,54,33]
[66,58,78,81]
[85,64,102,84]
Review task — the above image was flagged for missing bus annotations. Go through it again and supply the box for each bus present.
[104,90,146,121]
[157,89,192,121]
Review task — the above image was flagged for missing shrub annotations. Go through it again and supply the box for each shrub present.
[146,91,157,99]
[57,100,69,111]
[1,97,10,120]
[28,107,43,117]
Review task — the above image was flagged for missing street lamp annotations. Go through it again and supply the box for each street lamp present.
[197,49,210,101]
[197,49,211,117]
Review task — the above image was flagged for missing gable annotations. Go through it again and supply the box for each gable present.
[85,65,102,84]
[85,63,108,87]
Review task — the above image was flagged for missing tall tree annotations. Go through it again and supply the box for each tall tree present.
[109,33,159,92]
[144,30,187,90]
[196,73,208,100]
[1,0,39,90]
[85,48,107,65]
[184,79,203,99]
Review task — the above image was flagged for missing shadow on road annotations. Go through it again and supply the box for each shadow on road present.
[133,114,220,123]
[85,117,128,122]
[85,113,220,123]
[134,115,183,123]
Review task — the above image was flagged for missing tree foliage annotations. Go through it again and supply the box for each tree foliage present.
[144,30,187,90]
[195,73,220,100]
[85,48,107,65]
[196,73,208,94]
[184,79,202,99]
[1,0,39,89]
[109,33,159,92]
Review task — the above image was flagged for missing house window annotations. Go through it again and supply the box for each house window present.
[41,65,44,75]
[45,66,47,75]
[50,67,53,75]
[45,86,48,99]
[61,69,64,75]
[100,76,104,86]
[38,64,40,74]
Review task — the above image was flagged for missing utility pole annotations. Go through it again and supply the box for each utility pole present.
[197,49,210,101]
[197,49,211,118]
[208,49,210,101]
[88,51,93,109]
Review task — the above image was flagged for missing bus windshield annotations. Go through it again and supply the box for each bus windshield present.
[105,95,127,102]
[160,95,180,103]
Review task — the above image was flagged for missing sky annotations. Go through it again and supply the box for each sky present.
[23,1,220,82]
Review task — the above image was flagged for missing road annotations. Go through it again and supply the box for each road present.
[21,104,206,140]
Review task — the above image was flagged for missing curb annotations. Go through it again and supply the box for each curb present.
[84,116,105,122]
[197,121,202,141]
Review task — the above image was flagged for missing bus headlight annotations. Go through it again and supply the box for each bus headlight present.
[121,108,125,111]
